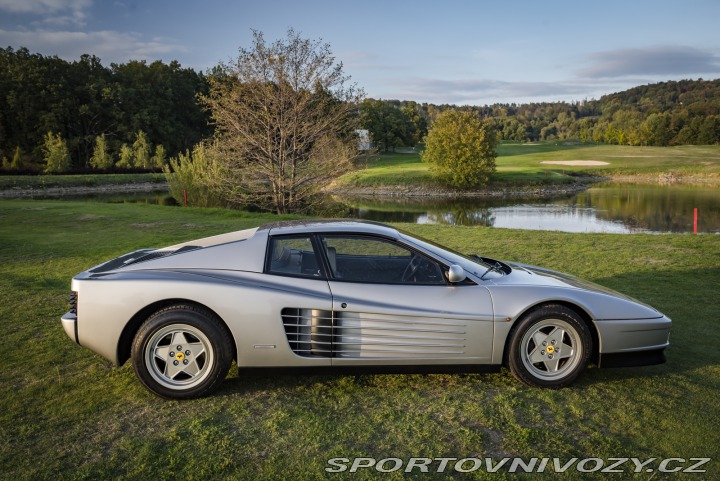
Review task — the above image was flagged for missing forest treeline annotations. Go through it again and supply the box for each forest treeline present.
[369,79,720,151]
[1,46,719,172]
[0,47,211,172]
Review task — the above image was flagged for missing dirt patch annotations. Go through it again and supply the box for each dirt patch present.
[77,214,103,221]
[540,160,609,166]
[130,222,167,228]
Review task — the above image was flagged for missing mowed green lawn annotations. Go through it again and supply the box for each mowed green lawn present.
[339,143,720,188]
[1,199,719,479]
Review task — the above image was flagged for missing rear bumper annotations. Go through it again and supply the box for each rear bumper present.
[61,312,78,344]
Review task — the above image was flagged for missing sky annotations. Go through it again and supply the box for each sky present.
[1,0,719,105]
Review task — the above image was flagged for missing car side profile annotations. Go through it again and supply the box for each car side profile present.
[61,220,671,398]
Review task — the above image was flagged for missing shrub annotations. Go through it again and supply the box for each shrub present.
[421,110,497,188]
[163,143,225,207]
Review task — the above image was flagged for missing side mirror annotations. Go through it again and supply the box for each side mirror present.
[447,264,466,283]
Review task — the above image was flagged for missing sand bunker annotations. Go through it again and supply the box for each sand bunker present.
[540,160,609,166]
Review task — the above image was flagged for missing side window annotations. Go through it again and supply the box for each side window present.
[267,236,321,278]
[321,235,445,285]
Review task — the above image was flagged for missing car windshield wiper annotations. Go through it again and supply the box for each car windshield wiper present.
[479,261,504,280]
[469,254,504,280]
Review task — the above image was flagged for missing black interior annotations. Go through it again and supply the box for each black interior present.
[268,236,446,284]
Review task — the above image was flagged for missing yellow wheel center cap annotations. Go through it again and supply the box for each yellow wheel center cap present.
[546,345,555,354]
[176,352,185,361]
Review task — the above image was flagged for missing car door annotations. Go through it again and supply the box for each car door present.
[319,234,495,366]
[253,234,333,367]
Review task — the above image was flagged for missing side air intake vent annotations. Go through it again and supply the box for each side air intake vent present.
[281,307,467,359]
[281,308,334,357]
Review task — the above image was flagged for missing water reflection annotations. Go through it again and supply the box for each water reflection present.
[21,183,719,234]
[334,183,720,233]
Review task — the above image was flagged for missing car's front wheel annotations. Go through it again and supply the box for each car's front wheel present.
[131,304,233,399]
[507,305,592,388]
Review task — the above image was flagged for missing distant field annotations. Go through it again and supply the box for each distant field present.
[1,199,719,479]
[3,144,719,195]
[339,143,720,189]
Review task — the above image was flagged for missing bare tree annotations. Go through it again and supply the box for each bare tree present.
[201,29,363,213]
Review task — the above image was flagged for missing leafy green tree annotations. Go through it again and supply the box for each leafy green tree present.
[697,116,720,144]
[89,134,114,169]
[360,99,412,151]
[0,47,210,169]
[10,146,23,170]
[421,110,497,188]
[152,144,167,169]
[132,130,152,169]
[117,143,134,169]
[42,132,71,173]
[400,101,428,145]
[643,113,672,146]
[200,29,362,213]
[1,155,9,170]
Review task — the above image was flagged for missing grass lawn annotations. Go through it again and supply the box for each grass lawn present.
[1,199,719,479]
[338,143,720,189]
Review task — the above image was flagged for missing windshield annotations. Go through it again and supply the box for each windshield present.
[397,230,493,278]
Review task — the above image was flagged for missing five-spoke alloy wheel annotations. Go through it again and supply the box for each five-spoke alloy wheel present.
[507,305,592,388]
[132,304,233,399]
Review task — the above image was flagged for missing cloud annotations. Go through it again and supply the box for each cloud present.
[0,0,91,14]
[382,77,596,105]
[337,50,407,73]
[0,29,187,64]
[0,0,92,26]
[579,46,720,78]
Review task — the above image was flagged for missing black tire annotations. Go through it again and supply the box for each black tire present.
[506,305,592,388]
[131,304,233,399]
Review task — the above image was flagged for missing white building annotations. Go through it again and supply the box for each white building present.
[355,129,372,151]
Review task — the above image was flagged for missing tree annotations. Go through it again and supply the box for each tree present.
[200,29,363,213]
[421,110,497,188]
[643,113,672,146]
[152,144,167,169]
[10,146,23,170]
[117,143,134,168]
[89,134,113,169]
[42,132,71,173]
[133,130,152,169]
[360,99,412,151]
[400,101,428,145]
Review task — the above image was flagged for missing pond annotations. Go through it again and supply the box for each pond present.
[22,183,720,234]
[333,183,720,234]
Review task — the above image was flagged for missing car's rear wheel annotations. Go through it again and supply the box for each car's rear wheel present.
[131,304,232,399]
[507,305,592,388]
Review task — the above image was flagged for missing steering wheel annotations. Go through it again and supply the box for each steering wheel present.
[401,255,421,282]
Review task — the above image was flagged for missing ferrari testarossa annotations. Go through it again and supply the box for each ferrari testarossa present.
[61,220,670,398]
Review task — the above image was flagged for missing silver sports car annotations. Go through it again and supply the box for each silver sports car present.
[61,220,671,399]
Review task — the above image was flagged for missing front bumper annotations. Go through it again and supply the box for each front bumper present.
[595,314,671,366]
[599,348,666,368]
[61,312,78,344]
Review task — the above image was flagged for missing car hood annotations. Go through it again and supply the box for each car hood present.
[503,262,653,307]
